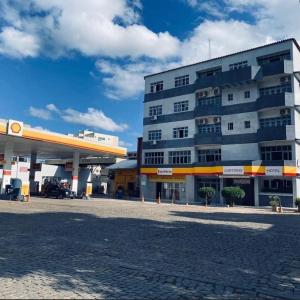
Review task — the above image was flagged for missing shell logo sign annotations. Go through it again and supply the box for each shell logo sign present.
[7,120,23,137]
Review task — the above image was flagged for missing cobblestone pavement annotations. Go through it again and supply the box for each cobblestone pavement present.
[0,198,300,299]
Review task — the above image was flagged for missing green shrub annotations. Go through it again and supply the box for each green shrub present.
[221,186,245,207]
[198,187,216,206]
[295,197,300,206]
[269,195,281,207]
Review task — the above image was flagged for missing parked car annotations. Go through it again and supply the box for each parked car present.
[44,183,75,199]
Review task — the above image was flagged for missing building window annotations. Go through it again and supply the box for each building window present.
[150,81,163,93]
[169,150,191,164]
[173,127,188,138]
[149,105,162,117]
[259,83,292,96]
[228,122,233,130]
[229,61,248,70]
[244,121,251,129]
[257,51,291,65]
[197,96,221,106]
[198,124,221,134]
[175,75,189,87]
[148,130,161,141]
[244,91,250,98]
[228,94,233,101]
[259,115,291,128]
[145,152,164,165]
[260,145,292,161]
[261,179,293,194]
[174,101,189,113]
[198,149,221,162]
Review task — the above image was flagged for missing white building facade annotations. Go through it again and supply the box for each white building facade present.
[141,39,300,207]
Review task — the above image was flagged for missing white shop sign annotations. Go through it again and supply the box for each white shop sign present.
[265,166,282,176]
[223,166,244,175]
[157,168,173,176]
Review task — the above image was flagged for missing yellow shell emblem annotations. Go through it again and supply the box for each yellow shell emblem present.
[10,122,22,134]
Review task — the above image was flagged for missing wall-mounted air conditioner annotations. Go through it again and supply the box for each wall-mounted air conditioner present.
[151,115,158,121]
[151,140,157,145]
[280,108,290,115]
[214,117,221,123]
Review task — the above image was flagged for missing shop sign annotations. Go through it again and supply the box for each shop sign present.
[223,166,244,175]
[157,168,173,176]
[7,120,23,137]
[265,166,282,176]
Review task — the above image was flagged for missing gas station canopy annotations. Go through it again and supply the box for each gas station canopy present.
[0,119,126,159]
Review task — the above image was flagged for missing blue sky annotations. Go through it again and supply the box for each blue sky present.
[0,0,299,150]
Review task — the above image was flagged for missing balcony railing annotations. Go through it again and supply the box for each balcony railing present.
[256,92,293,110]
[194,132,222,145]
[260,59,293,77]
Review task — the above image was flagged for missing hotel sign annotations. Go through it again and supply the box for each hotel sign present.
[157,168,173,176]
[223,166,244,175]
[265,166,282,176]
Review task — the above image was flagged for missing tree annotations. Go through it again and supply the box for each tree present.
[199,187,216,206]
[221,186,245,207]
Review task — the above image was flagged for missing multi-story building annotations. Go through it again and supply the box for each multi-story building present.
[141,39,300,207]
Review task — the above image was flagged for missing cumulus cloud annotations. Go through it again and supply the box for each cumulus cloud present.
[95,59,180,100]
[0,27,40,58]
[0,0,179,59]
[29,104,128,132]
[119,140,134,148]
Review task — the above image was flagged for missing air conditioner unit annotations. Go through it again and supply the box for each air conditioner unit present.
[214,88,219,95]
[280,76,290,84]
[280,108,290,115]
[198,92,204,98]
[151,115,158,121]
[204,91,208,97]
[214,117,221,123]
[151,140,157,145]
[199,119,205,124]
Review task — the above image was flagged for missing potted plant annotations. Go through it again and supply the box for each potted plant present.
[199,187,216,207]
[221,186,245,207]
[295,198,300,212]
[269,195,281,212]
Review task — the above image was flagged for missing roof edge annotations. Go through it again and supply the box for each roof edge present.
[144,38,300,79]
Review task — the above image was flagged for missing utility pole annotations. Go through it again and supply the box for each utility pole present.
[208,39,212,59]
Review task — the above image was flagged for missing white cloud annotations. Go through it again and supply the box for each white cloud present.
[0,27,40,58]
[61,107,128,132]
[46,103,59,113]
[29,104,128,132]
[119,140,133,148]
[29,106,52,120]
[0,0,180,59]
[95,59,180,100]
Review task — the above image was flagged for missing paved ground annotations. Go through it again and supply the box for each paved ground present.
[0,198,300,299]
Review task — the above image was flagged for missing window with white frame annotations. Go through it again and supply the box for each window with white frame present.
[144,152,164,165]
[169,150,191,164]
[148,130,161,141]
[229,61,248,70]
[175,75,189,87]
[150,81,163,93]
[149,105,162,117]
[174,101,189,113]
[198,149,221,162]
[173,127,188,138]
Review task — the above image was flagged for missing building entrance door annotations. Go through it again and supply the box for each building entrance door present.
[224,178,254,206]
